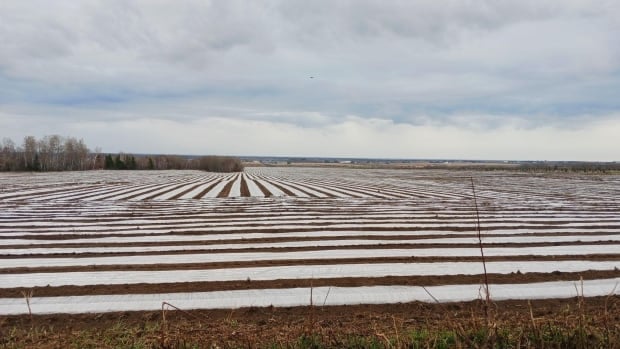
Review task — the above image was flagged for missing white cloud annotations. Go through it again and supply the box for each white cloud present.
[0,0,619,160]
[4,108,615,161]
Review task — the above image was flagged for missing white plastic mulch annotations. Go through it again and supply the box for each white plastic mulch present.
[1,278,617,315]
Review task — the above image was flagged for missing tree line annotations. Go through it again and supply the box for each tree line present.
[518,162,620,173]
[0,135,244,172]
[1,135,94,171]
[102,154,243,172]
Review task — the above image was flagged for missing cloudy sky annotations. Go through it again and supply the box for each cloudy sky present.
[1,1,619,160]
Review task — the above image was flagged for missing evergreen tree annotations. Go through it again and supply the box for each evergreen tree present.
[114,154,126,170]
[32,153,41,171]
[104,154,115,169]
[128,156,137,170]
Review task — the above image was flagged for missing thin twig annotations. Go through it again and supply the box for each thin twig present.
[308,277,316,335]
[310,279,314,308]
[161,301,210,346]
[162,301,209,323]
[603,282,619,343]
[421,286,441,305]
[20,289,34,323]
[527,300,537,331]
[471,177,491,318]
[322,287,332,307]
[161,302,168,347]
[392,315,401,348]
[422,285,472,347]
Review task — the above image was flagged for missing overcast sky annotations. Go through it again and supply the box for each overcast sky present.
[1,1,619,160]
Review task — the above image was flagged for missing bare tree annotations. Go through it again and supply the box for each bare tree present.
[22,136,38,170]
[0,138,17,171]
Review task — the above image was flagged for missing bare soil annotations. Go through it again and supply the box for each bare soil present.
[239,176,251,197]
[1,269,619,298]
[217,176,237,198]
[1,296,618,348]
[1,240,617,259]
[3,254,618,274]
[252,179,273,197]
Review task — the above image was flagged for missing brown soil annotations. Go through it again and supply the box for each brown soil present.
[120,184,178,201]
[294,183,337,198]
[4,230,615,246]
[265,180,296,196]
[89,183,164,201]
[169,182,205,200]
[217,176,237,198]
[142,181,202,201]
[252,179,273,197]
[239,176,251,197]
[192,180,223,199]
[1,269,618,298]
[8,223,620,238]
[1,296,618,348]
[3,254,618,274]
[0,184,103,201]
[0,240,618,258]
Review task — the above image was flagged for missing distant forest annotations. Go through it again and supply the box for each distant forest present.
[0,135,243,172]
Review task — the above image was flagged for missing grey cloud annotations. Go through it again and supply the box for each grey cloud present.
[275,0,603,46]
[0,0,619,159]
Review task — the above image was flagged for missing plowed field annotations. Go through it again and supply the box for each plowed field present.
[0,168,618,315]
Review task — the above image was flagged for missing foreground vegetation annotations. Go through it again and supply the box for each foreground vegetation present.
[1,296,617,349]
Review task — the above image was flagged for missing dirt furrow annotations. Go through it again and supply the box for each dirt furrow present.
[168,181,208,200]
[1,270,618,298]
[193,180,223,199]
[216,175,238,198]
[251,177,272,197]
[239,174,251,197]
[1,240,619,258]
[3,254,618,274]
[9,231,616,249]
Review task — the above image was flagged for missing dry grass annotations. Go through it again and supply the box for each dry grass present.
[2,295,618,348]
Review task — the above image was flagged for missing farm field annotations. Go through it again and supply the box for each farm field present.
[0,167,619,317]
